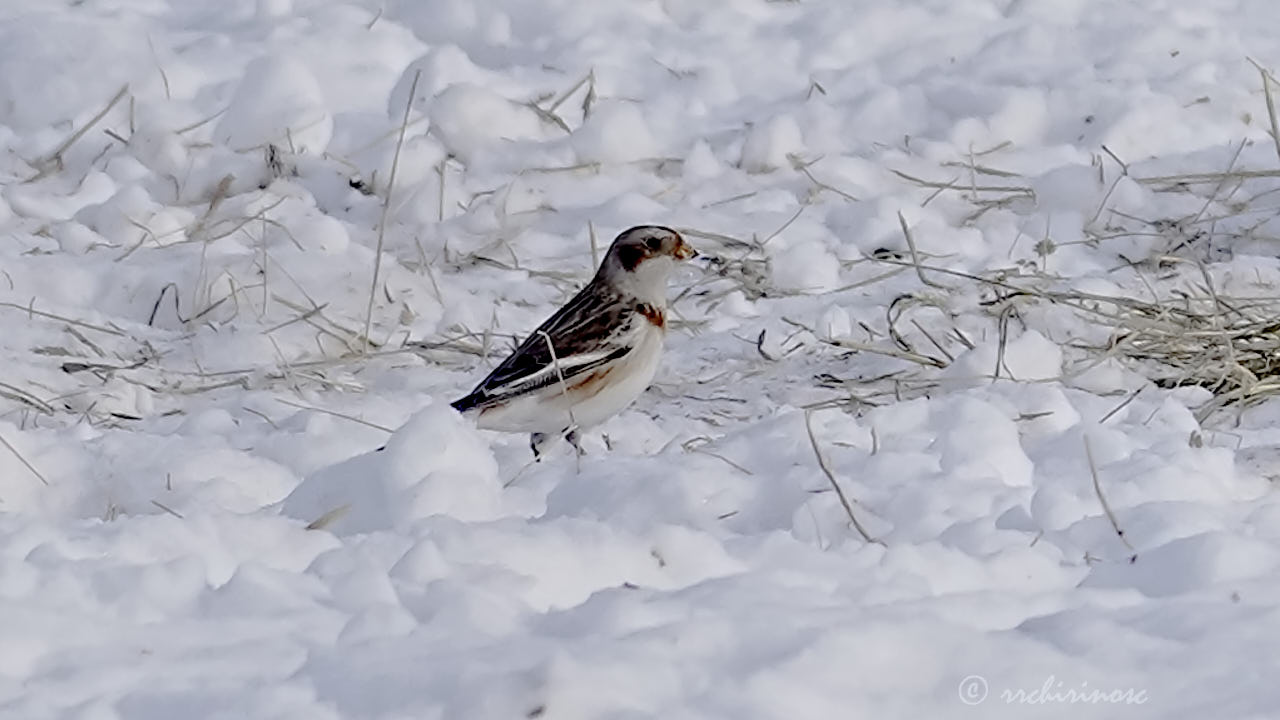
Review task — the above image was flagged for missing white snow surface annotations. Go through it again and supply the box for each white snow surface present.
[2,0,1280,717]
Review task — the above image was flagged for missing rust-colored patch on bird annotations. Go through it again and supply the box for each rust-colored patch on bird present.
[636,303,665,329]
[569,364,616,398]
[475,401,506,420]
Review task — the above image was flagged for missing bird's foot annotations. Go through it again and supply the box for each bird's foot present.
[530,432,549,462]
[528,428,583,461]
[565,428,585,457]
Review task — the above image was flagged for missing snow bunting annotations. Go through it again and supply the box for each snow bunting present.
[451,225,698,459]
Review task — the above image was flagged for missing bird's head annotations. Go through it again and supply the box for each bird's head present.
[598,225,698,298]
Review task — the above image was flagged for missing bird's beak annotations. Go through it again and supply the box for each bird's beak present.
[674,236,699,260]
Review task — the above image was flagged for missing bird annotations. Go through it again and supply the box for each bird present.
[450,225,698,459]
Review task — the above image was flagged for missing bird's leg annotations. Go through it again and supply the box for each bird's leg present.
[528,430,580,460]
[564,428,585,457]
[530,432,549,461]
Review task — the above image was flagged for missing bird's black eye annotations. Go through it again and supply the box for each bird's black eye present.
[645,236,662,251]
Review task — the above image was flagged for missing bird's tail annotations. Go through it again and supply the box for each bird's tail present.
[449,393,484,413]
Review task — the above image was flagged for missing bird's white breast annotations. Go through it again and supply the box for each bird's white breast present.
[566,322,664,428]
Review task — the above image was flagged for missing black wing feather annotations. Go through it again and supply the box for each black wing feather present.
[451,286,634,412]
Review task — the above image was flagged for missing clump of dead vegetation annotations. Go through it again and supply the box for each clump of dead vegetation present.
[800,59,1280,426]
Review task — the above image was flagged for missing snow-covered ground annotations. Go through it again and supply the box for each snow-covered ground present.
[3,0,1280,717]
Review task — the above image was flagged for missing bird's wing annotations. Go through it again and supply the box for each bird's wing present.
[451,286,639,411]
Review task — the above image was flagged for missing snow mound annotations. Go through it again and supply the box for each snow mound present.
[384,0,512,48]
[945,329,1065,384]
[280,405,503,534]
[215,54,333,154]
[740,114,805,173]
[571,101,660,165]
[770,239,840,293]
[0,14,150,131]
[388,46,499,117]
[428,83,546,163]
[1085,531,1279,597]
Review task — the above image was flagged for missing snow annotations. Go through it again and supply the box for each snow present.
[428,83,549,163]
[2,0,1280,716]
[572,101,660,165]
[215,54,334,155]
[739,115,806,173]
[282,405,505,534]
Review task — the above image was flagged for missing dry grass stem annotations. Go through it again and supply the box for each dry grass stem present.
[897,211,945,289]
[0,301,124,336]
[305,504,351,531]
[803,410,881,545]
[364,69,420,353]
[1249,57,1280,165]
[30,84,129,180]
[150,500,184,518]
[0,429,48,485]
[1083,435,1137,561]
[537,329,578,433]
[1099,388,1143,424]
[588,220,600,269]
[275,397,394,433]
